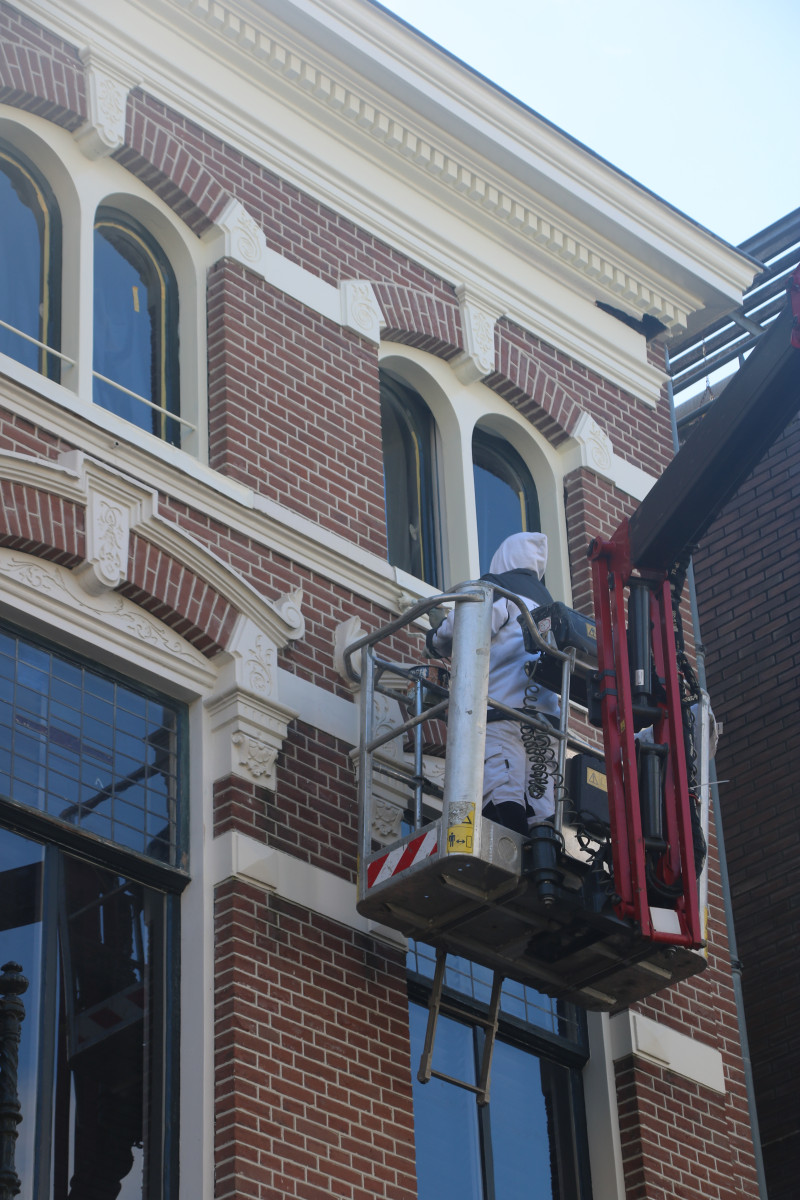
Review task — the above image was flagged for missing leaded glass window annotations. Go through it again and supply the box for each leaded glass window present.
[0,625,181,866]
[0,624,185,1199]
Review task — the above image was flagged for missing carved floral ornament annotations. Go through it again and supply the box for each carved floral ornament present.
[232,732,277,781]
[75,50,138,160]
[570,411,616,479]
[216,198,271,277]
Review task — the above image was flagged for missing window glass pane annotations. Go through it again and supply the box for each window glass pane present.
[407,941,583,1041]
[0,145,60,379]
[93,210,180,445]
[380,374,440,585]
[0,831,45,1195]
[473,431,540,575]
[409,1004,483,1200]
[490,1039,554,1200]
[0,624,182,865]
[0,827,167,1200]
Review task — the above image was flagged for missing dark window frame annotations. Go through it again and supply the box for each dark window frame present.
[380,371,441,586]
[0,139,62,381]
[0,620,188,1199]
[408,969,593,1200]
[93,206,181,445]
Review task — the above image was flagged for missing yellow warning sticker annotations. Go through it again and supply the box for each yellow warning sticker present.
[587,768,607,792]
[587,623,597,639]
[447,804,475,854]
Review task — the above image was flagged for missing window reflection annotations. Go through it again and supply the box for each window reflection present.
[380,372,440,585]
[0,829,165,1200]
[409,998,586,1200]
[409,1006,483,1200]
[93,209,180,445]
[0,624,181,865]
[472,429,540,575]
[0,142,61,379]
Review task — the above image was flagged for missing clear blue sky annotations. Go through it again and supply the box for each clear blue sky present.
[379,0,799,247]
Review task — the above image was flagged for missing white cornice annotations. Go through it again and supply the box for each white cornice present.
[24,0,755,373]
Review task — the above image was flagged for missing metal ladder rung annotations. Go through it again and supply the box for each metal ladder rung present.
[417,946,504,1107]
[434,996,498,1028]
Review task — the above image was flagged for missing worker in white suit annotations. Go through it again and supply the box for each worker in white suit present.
[427,532,560,835]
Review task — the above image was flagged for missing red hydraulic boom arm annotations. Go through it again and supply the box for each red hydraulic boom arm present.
[588,280,800,949]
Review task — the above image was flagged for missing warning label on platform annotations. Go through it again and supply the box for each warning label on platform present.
[447,804,475,854]
[587,768,607,792]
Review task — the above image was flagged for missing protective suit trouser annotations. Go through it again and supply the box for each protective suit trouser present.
[483,721,555,823]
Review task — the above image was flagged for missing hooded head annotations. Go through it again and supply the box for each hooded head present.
[488,531,548,580]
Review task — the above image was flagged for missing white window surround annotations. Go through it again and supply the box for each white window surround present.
[379,343,573,603]
[0,109,209,455]
[0,549,215,1200]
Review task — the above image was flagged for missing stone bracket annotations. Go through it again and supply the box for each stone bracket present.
[206,613,298,790]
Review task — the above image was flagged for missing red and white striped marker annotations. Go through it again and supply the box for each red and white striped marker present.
[367,828,438,889]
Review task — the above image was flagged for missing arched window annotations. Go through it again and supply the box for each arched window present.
[380,372,441,586]
[472,428,540,574]
[0,141,61,379]
[93,208,181,445]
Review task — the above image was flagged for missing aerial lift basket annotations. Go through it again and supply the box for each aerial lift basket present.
[344,582,707,1015]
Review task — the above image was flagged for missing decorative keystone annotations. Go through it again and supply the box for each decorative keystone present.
[340,280,384,344]
[75,50,138,159]
[452,285,499,383]
[215,197,271,278]
[73,469,154,596]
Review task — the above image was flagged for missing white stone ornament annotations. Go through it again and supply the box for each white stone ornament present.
[231,732,278,781]
[216,198,271,278]
[74,470,153,597]
[571,411,615,478]
[333,615,364,685]
[371,798,404,843]
[272,587,305,641]
[453,285,499,382]
[206,613,298,791]
[75,50,137,159]
[340,280,384,344]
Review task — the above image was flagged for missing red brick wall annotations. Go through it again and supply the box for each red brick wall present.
[214,882,417,1200]
[213,724,359,885]
[616,1052,756,1200]
[692,413,800,1200]
[0,0,84,129]
[206,260,387,555]
[0,478,84,565]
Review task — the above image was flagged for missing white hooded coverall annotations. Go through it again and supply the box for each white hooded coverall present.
[430,532,560,825]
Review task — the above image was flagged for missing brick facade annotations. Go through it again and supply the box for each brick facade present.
[0,3,763,1197]
[692,413,800,1200]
